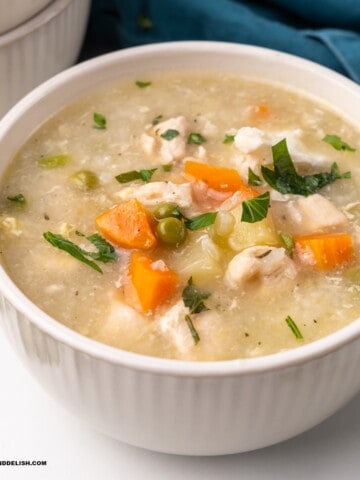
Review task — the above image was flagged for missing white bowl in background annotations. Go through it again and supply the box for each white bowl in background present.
[0,0,91,117]
[0,0,53,34]
[1,42,360,456]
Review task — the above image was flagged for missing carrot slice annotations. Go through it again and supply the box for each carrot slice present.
[185,160,258,197]
[96,199,157,250]
[295,233,354,270]
[129,252,179,312]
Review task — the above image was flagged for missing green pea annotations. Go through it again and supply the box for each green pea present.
[71,170,99,191]
[153,202,182,220]
[156,217,187,247]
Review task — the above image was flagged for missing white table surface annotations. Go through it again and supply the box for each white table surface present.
[0,328,360,480]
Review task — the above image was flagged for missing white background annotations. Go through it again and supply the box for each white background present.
[1,329,360,480]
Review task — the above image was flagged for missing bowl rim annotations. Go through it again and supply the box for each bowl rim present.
[1,40,360,377]
[0,0,75,47]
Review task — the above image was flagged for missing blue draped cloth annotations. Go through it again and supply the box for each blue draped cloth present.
[88,0,360,82]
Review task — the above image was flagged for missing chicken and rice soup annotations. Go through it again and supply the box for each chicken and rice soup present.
[1,72,360,361]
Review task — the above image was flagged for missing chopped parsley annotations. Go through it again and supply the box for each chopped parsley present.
[160,129,179,140]
[182,277,211,345]
[115,168,157,184]
[38,154,70,169]
[182,277,210,314]
[185,211,217,230]
[261,138,351,196]
[285,315,303,339]
[187,133,206,145]
[162,163,173,172]
[279,232,295,257]
[75,231,116,263]
[184,315,200,345]
[7,193,26,204]
[241,192,270,223]
[43,231,116,273]
[247,167,262,186]
[223,134,235,144]
[135,80,152,88]
[322,134,356,152]
[152,114,163,126]
[93,112,106,129]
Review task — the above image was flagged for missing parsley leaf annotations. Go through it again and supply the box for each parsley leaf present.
[43,231,117,273]
[7,193,26,204]
[185,315,200,345]
[187,133,206,145]
[135,80,152,88]
[323,134,356,152]
[261,138,351,196]
[185,212,217,230]
[223,134,235,144]
[75,231,116,263]
[279,232,295,257]
[93,112,106,129]
[182,277,210,314]
[182,278,211,346]
[247,167,262,186]
[241,192,270,223]
[139,169,157,182]
[160,129,179,141]
[44,232,102,273]
[162,163,173,172]
[115,168,157,184]
[152,114,163,126]
[285,315,303,339]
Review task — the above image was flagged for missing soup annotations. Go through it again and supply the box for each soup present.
[1,72,360,361]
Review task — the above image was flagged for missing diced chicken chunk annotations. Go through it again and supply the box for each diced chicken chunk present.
[157,300,229,360]
[157,301,194,353]
[225,246,297,289]
[271,194,348,236]
[234,127,266,154]
[141,115,190,164]
[99,298,152,347]
[140,133,156,155]
[114,181,193,208]
[191,180,232,211]
[231,127,327,179]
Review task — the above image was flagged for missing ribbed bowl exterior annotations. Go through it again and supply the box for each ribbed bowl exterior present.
[1,42,360,455]
[1,292,360,455]
[0,0,90,117]
[0,0,52,34]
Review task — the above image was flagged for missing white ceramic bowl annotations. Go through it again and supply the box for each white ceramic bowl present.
[0,0,91,117]
[1,42,360,456]
[0,0,53,34]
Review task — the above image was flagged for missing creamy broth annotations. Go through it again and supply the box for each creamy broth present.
[1,71,360,361]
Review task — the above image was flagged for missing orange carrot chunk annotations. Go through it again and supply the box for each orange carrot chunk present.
[295,233,354,271]
[96,198,157,250]
[185,160,258,197]
[129,252,179,312]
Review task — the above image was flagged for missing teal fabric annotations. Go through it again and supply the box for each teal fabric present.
[89,0,360,82]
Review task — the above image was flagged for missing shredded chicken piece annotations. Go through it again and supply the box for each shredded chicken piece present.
[191,181,232,211]
[157,301,194,353]
[271,193,347,235]
[225,246,297,289]
[234,127,266,154]
[114,181,193,208]
[100,298,150,344]
[141,115,191,164]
